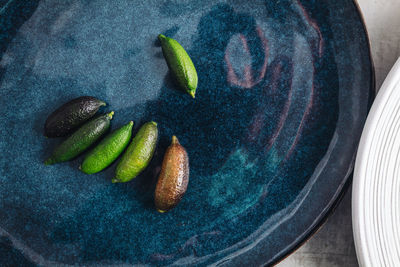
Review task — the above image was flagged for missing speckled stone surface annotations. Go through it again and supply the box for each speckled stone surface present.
[0,0,373,266]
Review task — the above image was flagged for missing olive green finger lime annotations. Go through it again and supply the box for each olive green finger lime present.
[80,121,134,174]
[158,34,198,98]
[112,121,158,183]
[44,112,114,165]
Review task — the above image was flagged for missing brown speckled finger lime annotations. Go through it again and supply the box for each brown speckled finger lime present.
[154,136,189,213]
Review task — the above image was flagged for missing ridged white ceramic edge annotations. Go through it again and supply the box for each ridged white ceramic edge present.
[353,57,400,267]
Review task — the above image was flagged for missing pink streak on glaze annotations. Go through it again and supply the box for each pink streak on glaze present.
[285,65,316,160]
[248,112,266,143]
[270,63,282,93]
[225,27,269,88]
[247,62,281,143]
[265,65,293,153]
[255,27,269,83]
[297,0,324,57]
[239,34,255,88]
[225,51,240,86]
[239,33,250,53]
[151,231,222,261]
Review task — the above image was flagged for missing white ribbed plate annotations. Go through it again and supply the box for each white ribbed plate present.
[353,57,400,267]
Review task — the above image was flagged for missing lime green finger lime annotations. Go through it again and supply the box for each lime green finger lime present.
[112,121,158,183]
[80,121,134,174]
[158,34,198,98]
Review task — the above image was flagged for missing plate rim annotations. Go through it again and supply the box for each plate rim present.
[352,55,400,267]
[0,0,375,265]
[271,0,375,265]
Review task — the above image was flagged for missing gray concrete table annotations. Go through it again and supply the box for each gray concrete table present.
[278,0,400,266]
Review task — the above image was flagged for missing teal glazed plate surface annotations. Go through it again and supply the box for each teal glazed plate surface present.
[0,0,373,266]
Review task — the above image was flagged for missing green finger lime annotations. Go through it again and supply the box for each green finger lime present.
[158,34,198,98]
[112,121,158,183]
[44,112,114,165]
[80,121,134,174]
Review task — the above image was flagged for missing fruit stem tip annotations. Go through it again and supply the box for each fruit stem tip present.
[158,34,166,41]
[157,209,166,213]
[108,111,114,119]
[111,178,119,183]
[151,121,158,126]
[171,135,179,145]
[129,121,134,126]
[189,91,196,98]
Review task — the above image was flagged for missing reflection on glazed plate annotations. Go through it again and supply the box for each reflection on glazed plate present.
[0,0,373,266]
[353,57,400,267]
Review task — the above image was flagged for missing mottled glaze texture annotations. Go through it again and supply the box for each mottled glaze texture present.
[0,0,373,266]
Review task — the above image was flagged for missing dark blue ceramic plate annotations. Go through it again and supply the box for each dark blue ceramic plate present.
[0,0,373,266]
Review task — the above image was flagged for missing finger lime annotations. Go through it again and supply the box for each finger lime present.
[80,121,133,174]
[112,121,158,183]
[158,34,198,98]
[44,96,106,138]
[44,112,114,165]
[154,136,189,213]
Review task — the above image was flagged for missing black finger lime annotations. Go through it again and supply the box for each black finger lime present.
[158,34,198,98]
[112,121,158,183]
[44,112,114,165]
[80,121,134,174]
[44,96,106,138]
